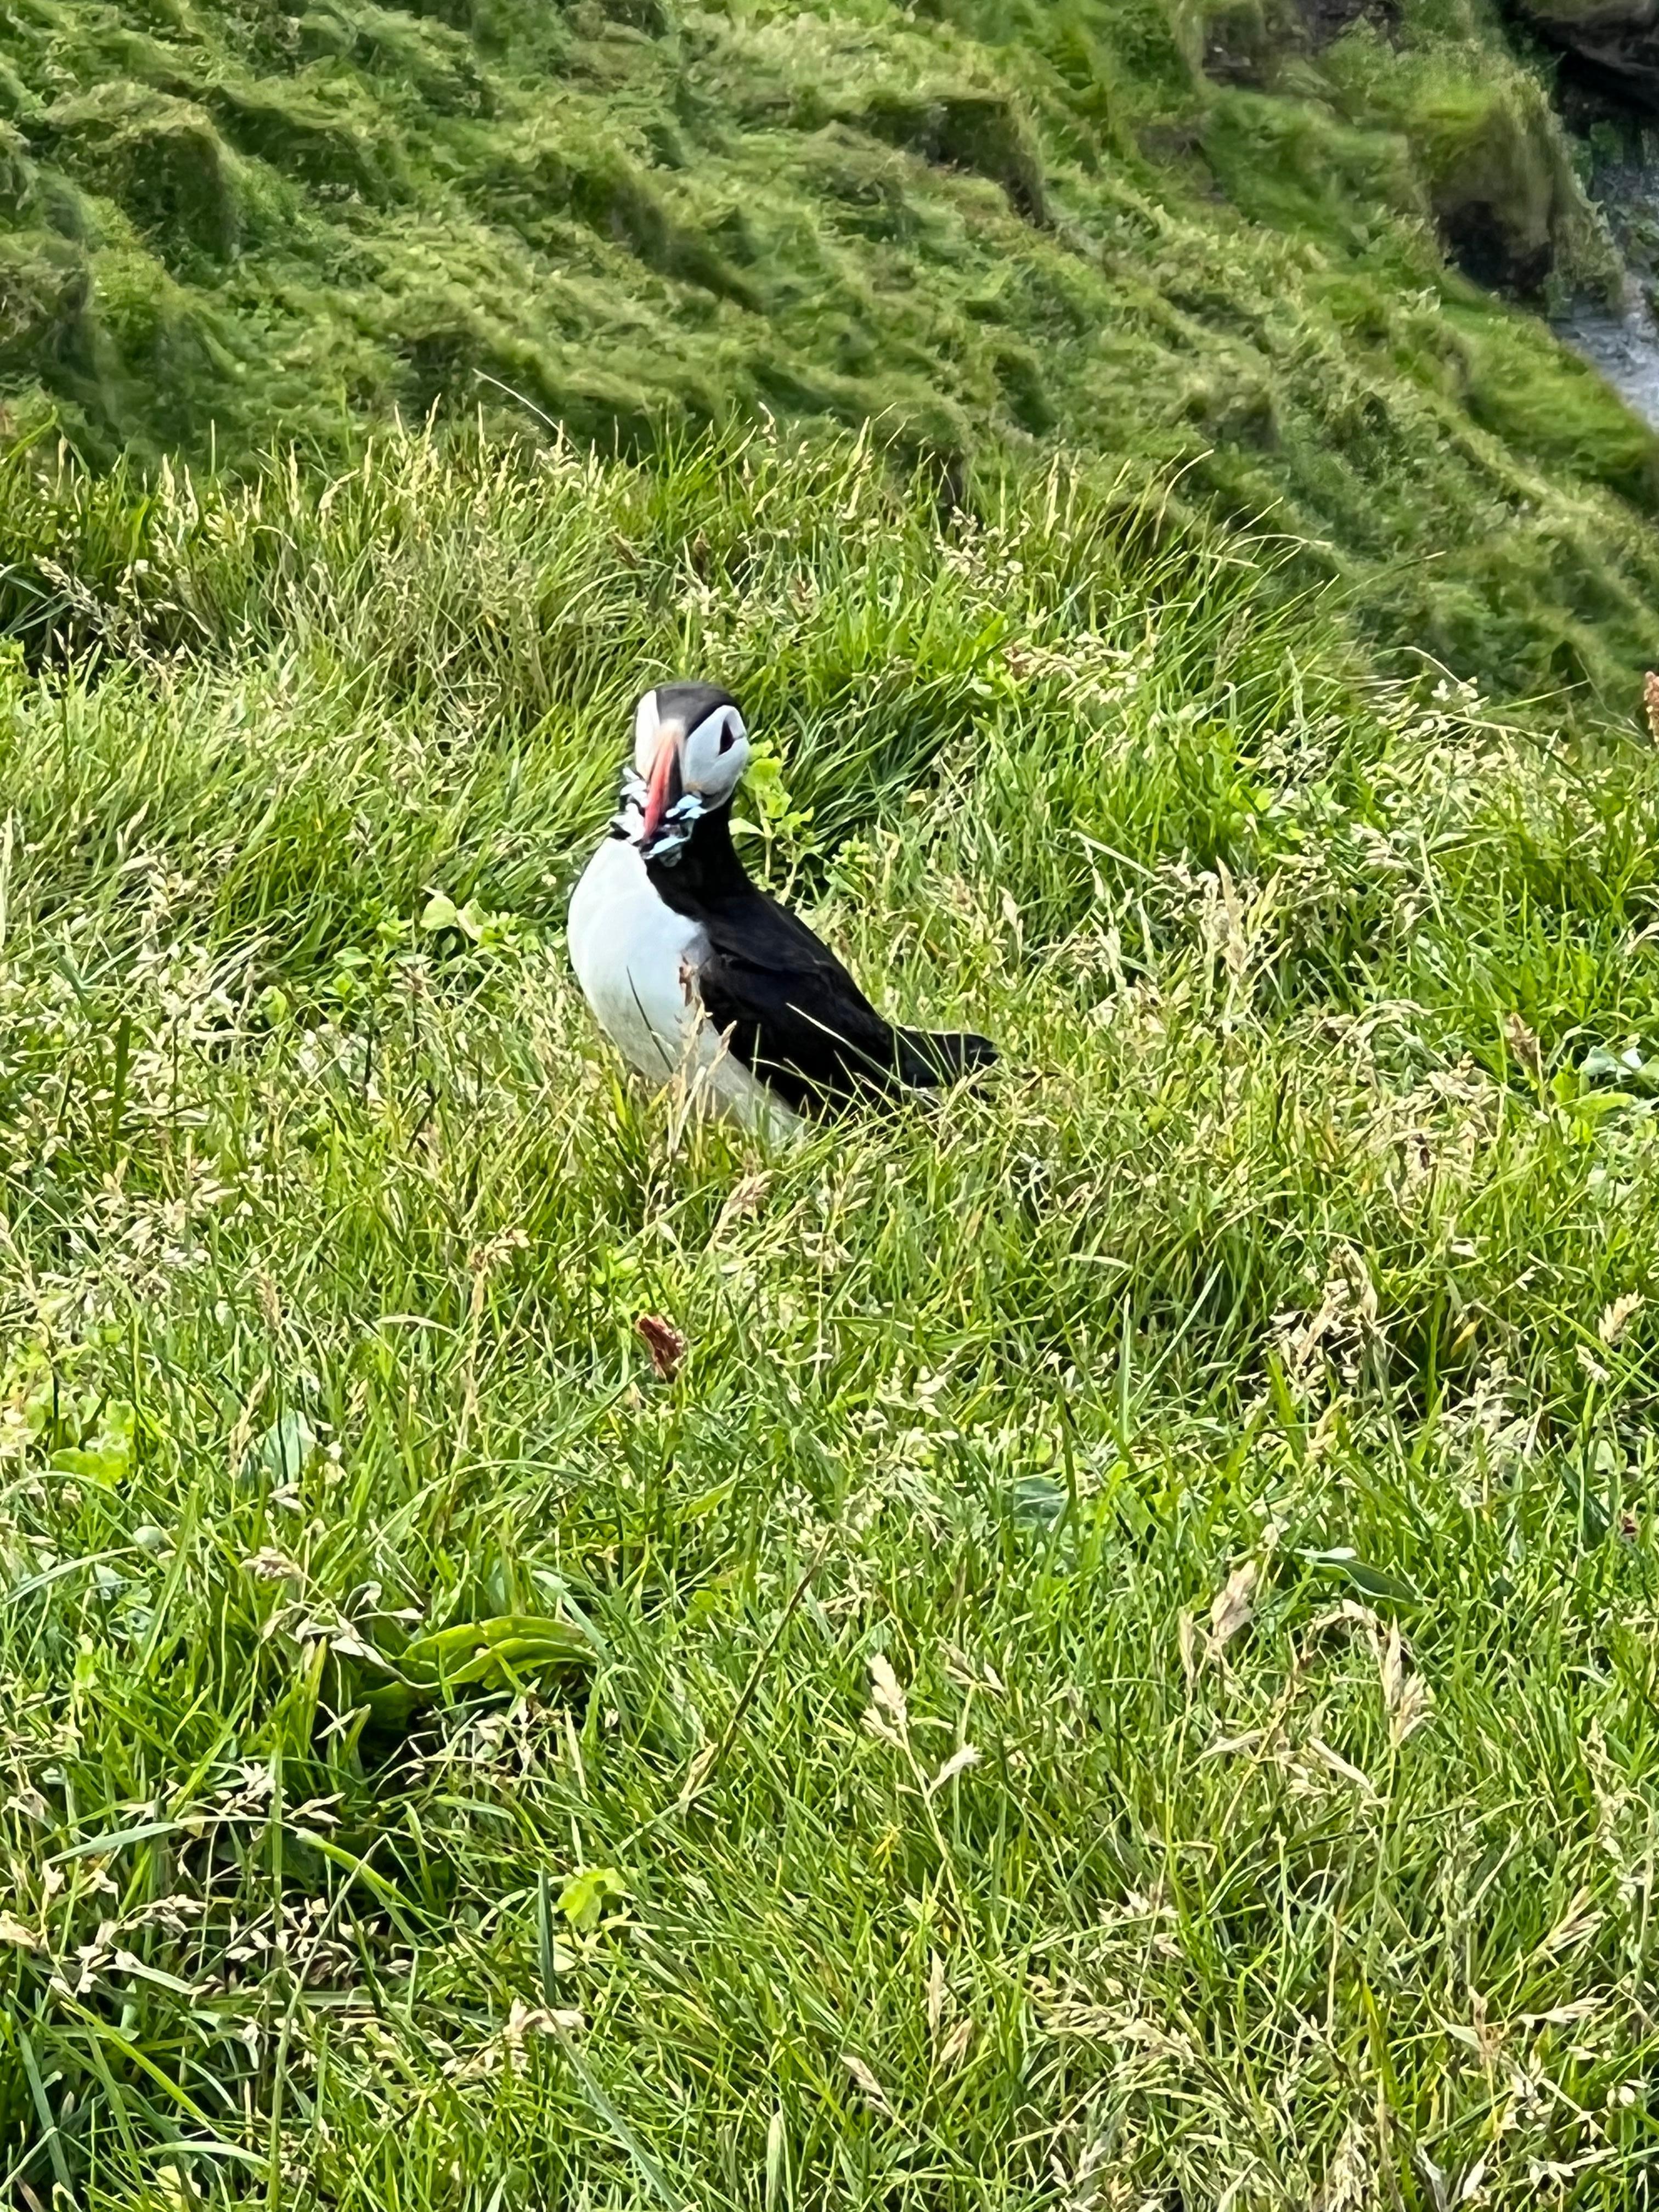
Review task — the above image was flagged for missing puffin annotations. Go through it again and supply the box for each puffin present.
[567,681,996,1133]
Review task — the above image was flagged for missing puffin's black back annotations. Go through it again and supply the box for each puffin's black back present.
[645,801,995,1113]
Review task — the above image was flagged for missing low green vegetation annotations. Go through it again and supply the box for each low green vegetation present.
[3,426,1659,2205]
[7,0,1659,2200]
[3,0,1659,698]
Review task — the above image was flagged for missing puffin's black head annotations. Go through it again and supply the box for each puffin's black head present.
[628,682,750,864]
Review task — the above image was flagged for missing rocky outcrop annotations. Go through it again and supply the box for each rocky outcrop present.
[1413,81,1584,294]
[1510,0,1659,112]
[1194,0,1611,298]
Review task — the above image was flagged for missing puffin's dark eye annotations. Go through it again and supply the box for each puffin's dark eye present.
[718,720,737,753]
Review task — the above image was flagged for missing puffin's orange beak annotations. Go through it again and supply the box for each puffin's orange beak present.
[640,729,682,848]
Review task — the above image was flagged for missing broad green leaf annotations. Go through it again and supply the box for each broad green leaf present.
[556,1866,628,1933]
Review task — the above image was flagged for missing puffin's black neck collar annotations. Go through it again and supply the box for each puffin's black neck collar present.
[644,800,752,907]
[612,761,751,901]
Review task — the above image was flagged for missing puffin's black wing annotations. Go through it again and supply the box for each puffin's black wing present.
[695,890,992,1112]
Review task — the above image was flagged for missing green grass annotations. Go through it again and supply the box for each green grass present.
[6,0,1659,702]
[3,424,1659,2206]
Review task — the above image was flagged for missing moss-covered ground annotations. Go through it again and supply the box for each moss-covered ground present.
[2,0,1659,699]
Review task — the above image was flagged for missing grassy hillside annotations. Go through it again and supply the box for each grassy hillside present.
[4,426,1659,2205]
[4,0,1659,698]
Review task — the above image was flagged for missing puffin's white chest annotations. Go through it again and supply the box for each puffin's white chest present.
[567,835,799,1139]
[568,834,704,1079]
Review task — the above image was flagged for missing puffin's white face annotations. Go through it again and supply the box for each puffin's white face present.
[630,682,751,860]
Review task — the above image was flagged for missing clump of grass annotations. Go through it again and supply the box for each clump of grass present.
[2,424,1659,2206]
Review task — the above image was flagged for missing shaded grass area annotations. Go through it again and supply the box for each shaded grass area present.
[3,428,1659,2204]
[2,0,1659,699]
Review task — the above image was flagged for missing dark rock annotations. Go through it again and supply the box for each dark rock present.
[1201,3,1282,88]
[1413,84,1587,297]
[1297,0,1401,48]
[1199,0,1398,87]
[1509,0,1659,114]
[1442,199,1553,290]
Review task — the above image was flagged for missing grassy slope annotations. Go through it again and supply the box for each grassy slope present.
[3,427,1659,2205]
[3,0,1659,698]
